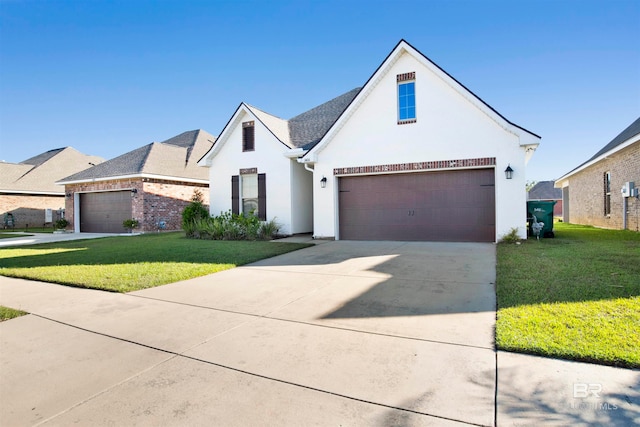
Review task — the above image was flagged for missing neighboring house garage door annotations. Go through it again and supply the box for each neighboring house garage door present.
[80,191,132,233]
[339,169,495,242]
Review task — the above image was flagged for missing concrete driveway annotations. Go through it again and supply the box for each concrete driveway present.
[1,240,496,426]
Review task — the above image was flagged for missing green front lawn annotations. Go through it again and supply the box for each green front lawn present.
[0,232,311,293]
[497,222,640,368]
[0,306,28,321]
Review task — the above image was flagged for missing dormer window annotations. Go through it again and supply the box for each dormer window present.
[397,72,416,124]
[242,121,255,151]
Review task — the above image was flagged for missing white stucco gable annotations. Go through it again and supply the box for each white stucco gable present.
[300,39,541,242]
[198,102,314,235]
[198,104,292,167]
[303,39,539,161]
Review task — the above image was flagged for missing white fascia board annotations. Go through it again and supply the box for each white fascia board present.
[556,136,639,184]
[57,173,209,186]
[284,148,305,159]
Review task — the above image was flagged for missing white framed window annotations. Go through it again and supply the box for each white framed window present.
[397,71,416,124]
[242,174,258,215]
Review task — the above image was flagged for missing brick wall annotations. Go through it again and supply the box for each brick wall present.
[1,194,66,228]
[566,142,640,231]
[140,180,209,232]
[65,178,209,233]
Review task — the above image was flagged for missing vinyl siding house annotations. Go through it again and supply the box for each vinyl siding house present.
[1,147,104,229]
[58,130,214,233]
[200,40,541,242]
[555,117,640,231]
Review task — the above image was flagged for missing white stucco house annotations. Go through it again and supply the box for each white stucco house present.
[199,40,540,242]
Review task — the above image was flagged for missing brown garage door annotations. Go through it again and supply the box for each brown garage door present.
[339,169,495,242]
[80,191,132,233]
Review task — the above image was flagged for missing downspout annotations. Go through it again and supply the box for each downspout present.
[304,163,314,173]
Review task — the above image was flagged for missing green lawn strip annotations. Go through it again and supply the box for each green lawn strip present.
[2,228,55,233]
[0,232,311,293]
[496,222,640,368]
[497,297,640,368]
[0,306,28,321]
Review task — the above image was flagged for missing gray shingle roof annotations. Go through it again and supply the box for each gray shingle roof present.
[288,88,361,150]
[528,181,561,200]
[559,116,640,179]
[1,147,104,193]
[58,130,215,183]
[585,116,640,163]
[20,148,67,166]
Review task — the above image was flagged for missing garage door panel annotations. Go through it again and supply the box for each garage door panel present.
[339,169,495,242]
[80,192,132,233]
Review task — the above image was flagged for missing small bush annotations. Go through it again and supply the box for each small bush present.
[499,227,521,244]
[258,218,280,239]
[182,190,210,234]
[122,218,139,232]
[54,218,69,230]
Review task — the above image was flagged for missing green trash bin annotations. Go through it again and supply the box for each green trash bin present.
[527,201,556,238]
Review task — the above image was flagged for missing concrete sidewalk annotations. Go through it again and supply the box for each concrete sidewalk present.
[0,232,119,247]
[1,241,638,426]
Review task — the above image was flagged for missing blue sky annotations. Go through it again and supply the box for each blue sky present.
[1,0,638,182]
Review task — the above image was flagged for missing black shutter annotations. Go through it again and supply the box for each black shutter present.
[258,173,266,220]
[242,123,255,151]
[231,175,240,215]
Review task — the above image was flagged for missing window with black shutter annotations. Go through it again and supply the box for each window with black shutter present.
[258,173,266,220]
[231,175,240,214]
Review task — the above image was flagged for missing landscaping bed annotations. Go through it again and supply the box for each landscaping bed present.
[496,222,640,368]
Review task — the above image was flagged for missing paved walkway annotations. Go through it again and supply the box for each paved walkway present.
[1,240,638,426]
[0,232,121,247]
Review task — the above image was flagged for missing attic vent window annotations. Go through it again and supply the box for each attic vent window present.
[397,72,416,124]
[242,121,255,152]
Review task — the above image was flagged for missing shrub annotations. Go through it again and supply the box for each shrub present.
[185,210,281,241]
[123,218,139,232]
[182,190,209,235]
[258,218,280,240]
[499,227,521,244]
[54,218,69,230]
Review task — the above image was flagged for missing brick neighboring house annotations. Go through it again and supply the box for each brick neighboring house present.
[1,147,104,229]
[555,117,640,231]
[527,181,563,217]
[57,130,215,233]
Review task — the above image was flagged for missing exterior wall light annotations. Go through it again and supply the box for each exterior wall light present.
[320,176,327,188]
[504,165,514,180]
[131,188,138,194]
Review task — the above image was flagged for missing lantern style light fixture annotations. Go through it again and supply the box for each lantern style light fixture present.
[320,176,327,188]
[504,165,514,180]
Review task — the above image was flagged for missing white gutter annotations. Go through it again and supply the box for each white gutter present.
[57,173,210,186]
